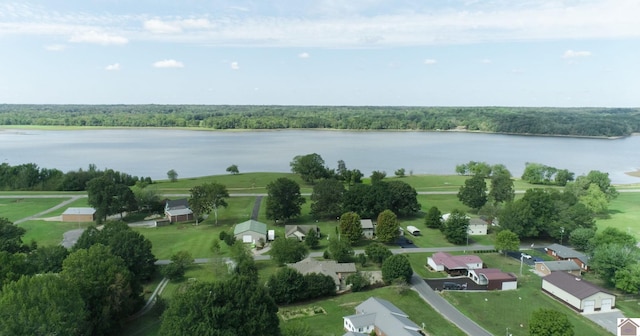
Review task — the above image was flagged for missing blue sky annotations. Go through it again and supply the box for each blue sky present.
[0,0,638,106]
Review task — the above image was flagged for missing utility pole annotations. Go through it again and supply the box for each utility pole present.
[560,227,565,245]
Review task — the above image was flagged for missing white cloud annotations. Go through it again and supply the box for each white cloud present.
[480,59,491,64]
[424,59,437,65]
[105,63,120,71]
[230,61,239,70]
[562,50,592,59]
[69,31,128,45]
[144,19,182,34]
[298,52,310,59]
[153,59,184,68]
[44,44,65,51]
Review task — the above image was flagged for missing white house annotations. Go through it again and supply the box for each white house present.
[467,218,488,235]
[360,219,375,239]
[542,271,615,313]
[343,297,423,336]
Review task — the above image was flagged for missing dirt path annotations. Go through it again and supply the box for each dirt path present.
[14,195,84,224]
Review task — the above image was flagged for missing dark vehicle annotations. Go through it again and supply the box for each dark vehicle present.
[443,282,463,290]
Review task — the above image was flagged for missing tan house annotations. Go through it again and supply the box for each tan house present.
[61,207,96,222]
[288,257,356,291]
[164,199,194,223]
[542,271,615,313]
[285,225,319,241]
[535,260,581,277]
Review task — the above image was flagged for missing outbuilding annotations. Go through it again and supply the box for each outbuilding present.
[541,271,615,313]
[61,207,96,222]
[406,225,421,236]
[535,260,581,277]
[468,268,518,290]
[233,219,267,244]
[361,219,375,239]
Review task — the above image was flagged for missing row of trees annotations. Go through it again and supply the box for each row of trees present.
[0,218,157,335]
[521,162,575,186]
[2,104,638,137]
[0,162,151,191]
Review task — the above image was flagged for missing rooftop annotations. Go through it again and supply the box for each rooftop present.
[536,260,581,272]
[546,244,589,264]
[344,297,423,336]
[234,219,267,235]
[544,271,611,299]
[62,207,96,215]
[431,252,483,270]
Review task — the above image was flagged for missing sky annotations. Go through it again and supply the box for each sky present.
[0,0,639,107]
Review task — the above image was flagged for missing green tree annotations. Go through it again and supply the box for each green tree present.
[365,243,392,265]
[266,177,306,224]
[591,243,640,286]
[0,251,29,289]
[370,170,387,184]
[489,172,514,204]
[528,308,574,336]
[188,182,230,225]
[381,254,412,284]
[457,175,487,211]
[579,183,609,215]
[161,250,194,280]
[310,178,345,219]
[87,175,137,223]
[376,209,400,243]
[346,273,370,292]
[425,206,443,229]
[468,161,492,178]
[226,164,239,174]
[0,274,88,336]
[27,245,69,274]
[166,169,178,182]
[339,211,363,244]
[443,209,469,245]
[62,244,136,336]
[495,230,520,256]
[327,237,354,262]
[131,184,161,212]
[386,180,421,216]
[589,227,637,251]
[304,272,336,298]
[270,237,308,265]
[0,217,27,253]
[615,263,640,294]
[568,228,596,251]
[266,267,306,304]
[304,228,320,249]
[290,153,329,184]
[521,162,546,184]
[160,277,280,336]
[555,169,574,186]
[394,168,406,177]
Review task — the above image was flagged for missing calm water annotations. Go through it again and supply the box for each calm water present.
[1,129,638,184]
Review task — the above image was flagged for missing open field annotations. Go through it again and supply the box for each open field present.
[0,197,70,222]
[19,220,92,246]
[597,192,640,238]
[155,172,312,194]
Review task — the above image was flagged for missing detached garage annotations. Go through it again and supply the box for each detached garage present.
[233,220,267,245]
[61,207,96,222]
[541,271,615,313]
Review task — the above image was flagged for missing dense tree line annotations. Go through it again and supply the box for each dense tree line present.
[1,104,639,137]
[0,162,151,191]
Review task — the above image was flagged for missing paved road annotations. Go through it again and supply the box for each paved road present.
[411,273,493,336]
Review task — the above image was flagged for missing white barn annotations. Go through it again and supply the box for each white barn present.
[542,271,615,313]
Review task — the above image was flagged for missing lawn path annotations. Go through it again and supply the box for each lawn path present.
[12,195,84,224]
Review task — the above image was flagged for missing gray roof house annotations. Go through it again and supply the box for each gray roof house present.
[535,260,582,277]
[288,257,356,290]
[233,220,267,244]
[164,198,193,223]
[343,297,424,336]
[360,219,374,239]
[545,243,590,271]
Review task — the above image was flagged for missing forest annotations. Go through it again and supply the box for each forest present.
[1,104,639,137]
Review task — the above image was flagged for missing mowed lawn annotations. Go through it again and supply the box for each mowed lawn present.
[444,253,611,336]
[19,220,93,246]
[0,197,71,222]
[597,192,640,239]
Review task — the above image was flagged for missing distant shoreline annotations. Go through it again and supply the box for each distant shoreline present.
[0,125,631,140]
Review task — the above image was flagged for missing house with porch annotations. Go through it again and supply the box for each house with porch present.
[343,297,425,336]
[285,225,320,241]
[164,198,193,223]
[427,252,483,276]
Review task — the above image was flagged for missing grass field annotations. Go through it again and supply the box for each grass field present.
[154,172,313,193]
[19,220,93,246]
[597,192,640,239]
[0,197,70,222]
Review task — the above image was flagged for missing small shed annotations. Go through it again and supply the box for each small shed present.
[542,271,615,313]
[234,219,267,244]
[361,219,375,239]
[535,260,581,277]
[467,218,488,235]
[61,207,96,222]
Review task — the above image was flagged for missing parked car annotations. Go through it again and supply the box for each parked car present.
[443,282,463,290]
[521,253,532,259]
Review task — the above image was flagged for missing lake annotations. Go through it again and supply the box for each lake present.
[1,128,638,184]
